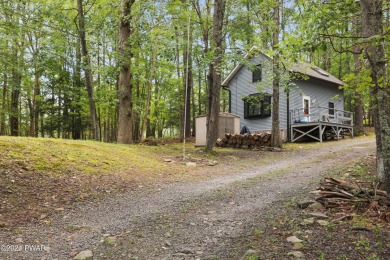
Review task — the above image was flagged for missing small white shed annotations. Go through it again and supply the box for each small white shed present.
[195,112,240,146]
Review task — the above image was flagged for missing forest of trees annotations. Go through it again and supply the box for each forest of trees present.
[0,0,387,141]
[0,0,389,185]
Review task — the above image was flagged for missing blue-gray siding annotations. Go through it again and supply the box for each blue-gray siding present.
[228,55,288,132]
[228,55,344,134]
[289,78,344,113]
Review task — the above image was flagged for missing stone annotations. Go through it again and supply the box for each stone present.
[300,218,315,225]
[54,207,65,212]
[39,214,47,220]
[105,236,117,244]
[287,236,303,243]
[242,249,258,259]
[180,248,194,254]
[15,238,23,243]
[317,220,329,226]
[309,202,324,210]
[0,221,7,228]
[309,212,328,219]
[74,250,93,260]
[296,200,316,209]
[164,240,172,247]
[207,160,218,166]
[185,162,197,167]
[287,251,304,258]
[164,159,172,162]
[292,243,304,250]
[293,231,303,237]
[44,246,51,252]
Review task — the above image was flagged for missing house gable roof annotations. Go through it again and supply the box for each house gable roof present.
[221,47,345,87]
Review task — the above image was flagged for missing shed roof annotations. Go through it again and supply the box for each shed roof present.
[221,47,345,87]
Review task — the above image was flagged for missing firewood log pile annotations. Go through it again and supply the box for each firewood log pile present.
[315,177,390,211]
[215,133,272,149]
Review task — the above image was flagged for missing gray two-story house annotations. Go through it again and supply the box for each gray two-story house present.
[221,49,353,142]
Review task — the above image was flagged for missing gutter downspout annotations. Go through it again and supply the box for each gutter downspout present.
[287,89,290,142]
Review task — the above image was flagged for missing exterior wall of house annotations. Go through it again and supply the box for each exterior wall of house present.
[228,55,288,135]
[227,55,344,141]
[289,77,344,113]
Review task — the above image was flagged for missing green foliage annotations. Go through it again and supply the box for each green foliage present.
[0,0,388,141]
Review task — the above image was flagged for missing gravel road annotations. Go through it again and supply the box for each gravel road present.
[0,137,376,260]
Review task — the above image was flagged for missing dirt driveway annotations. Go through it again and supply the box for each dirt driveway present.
[0,137,377,259]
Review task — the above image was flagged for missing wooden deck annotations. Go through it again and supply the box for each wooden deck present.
[290,106,354,142]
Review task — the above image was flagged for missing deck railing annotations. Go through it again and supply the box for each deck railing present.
[290,105,353,126]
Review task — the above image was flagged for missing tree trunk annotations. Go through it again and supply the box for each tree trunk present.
[182,27,193,138]
[351,16,365,136]
[140,37,158,141]
[10,46,21,137]
[77,0,100,141]
[133,42,141,142]
[72,36,82,140]
[360,0,390,192]
[205,0,226,152]
[181,0,193,138]
[117,0,135,144]
[28,65,40,137]
[271,1,282,148]
[1,72,7,135]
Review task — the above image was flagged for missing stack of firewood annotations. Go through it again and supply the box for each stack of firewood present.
[215,133,272,149]
[315,177,390,208]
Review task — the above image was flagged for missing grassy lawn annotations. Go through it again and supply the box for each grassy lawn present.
[0,134,374,229]
[0,136,286,228]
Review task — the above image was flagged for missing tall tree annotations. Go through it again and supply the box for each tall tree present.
[181,0,193,139]
[117,0,135,144]
[0,71,7,135]
[352,17,364,136]
[271,0,282,148]
[6,1,25,137]
[141,34,158,141]
[205,0,226,152]
[77,0,100,141]
[360,0,390,192]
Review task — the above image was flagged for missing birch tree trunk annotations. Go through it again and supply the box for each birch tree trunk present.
[77,0,100,141]
[117,0,135,144]
[360,0,390,192]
